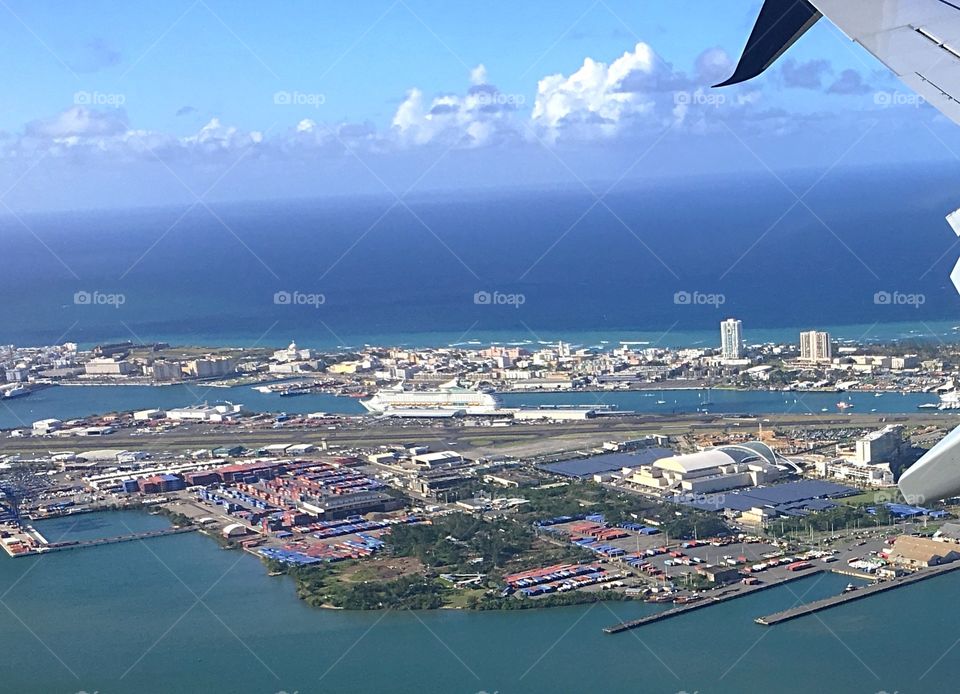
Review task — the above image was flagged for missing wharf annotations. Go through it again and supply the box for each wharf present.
[4,525,197,557]
[602,570,822,634]
[756,561,960,625]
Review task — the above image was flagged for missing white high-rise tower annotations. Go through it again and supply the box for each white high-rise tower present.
[720,318,743,359]
[799,330,831,363]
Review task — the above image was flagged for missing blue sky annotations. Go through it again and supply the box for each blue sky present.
[3,0,959,211]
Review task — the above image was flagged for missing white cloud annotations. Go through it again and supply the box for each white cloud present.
[0,40,911,168]
[470,64,488,86]
[24,106,127,138]
[532,43,664,140]
[390,67,523,148]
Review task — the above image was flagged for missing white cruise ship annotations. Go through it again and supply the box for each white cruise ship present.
[938,391,960,410]
[361,380,502,414]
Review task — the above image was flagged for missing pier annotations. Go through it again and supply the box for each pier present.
[755,561,960,625]
[3,525,198,557]
[602,570,823,634]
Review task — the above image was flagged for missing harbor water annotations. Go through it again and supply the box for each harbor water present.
[1,511,959,693]
[0,385,947,429]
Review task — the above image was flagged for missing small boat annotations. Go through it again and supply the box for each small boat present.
[837,401,853,410]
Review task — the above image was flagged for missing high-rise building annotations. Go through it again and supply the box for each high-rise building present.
[799,330,832,363]
[720,319,743,359]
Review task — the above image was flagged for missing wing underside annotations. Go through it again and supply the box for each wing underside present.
[720,0,960,126]
[810,0,960,125]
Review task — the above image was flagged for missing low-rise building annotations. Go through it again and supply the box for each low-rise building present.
[887,535,960,568]
[84,358,138,377]
[32,418,62,436]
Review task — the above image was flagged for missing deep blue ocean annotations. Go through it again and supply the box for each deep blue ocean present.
[5,165,960,349]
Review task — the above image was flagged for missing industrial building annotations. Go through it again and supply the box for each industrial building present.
[32,418,62,436]
[84,358,139,377]
[166,403,244,422]
[411,451,466,468]
[887,535,960,569]
[138,474,185,494]
[629,442,781,494]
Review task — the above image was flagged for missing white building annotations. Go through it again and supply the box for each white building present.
[720,319,743,360]
[166,403,244,422]
[854,425,902,465]
[814,458,894,487]
[813,426,901,488]
[799,331,832,363]
[411,451,466,468]
[629,442,781,494]
[32,418,62,436]
[84,358,138,376]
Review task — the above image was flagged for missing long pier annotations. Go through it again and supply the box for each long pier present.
[602,570,823,634]
[6,525,198,557]
[755,561,960,625]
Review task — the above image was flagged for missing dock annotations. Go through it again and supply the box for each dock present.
[756,561,960,625]
[4,525,198,557]
[602,570,823,634]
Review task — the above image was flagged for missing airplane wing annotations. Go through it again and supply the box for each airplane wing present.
[720,0,960,503]
[720,0,960,127]
[714,0,822,87]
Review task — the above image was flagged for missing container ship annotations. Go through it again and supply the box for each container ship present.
[360,380,502,415]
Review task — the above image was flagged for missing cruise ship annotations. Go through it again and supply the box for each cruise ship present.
[938,392,960,410]
[360,380,502,415]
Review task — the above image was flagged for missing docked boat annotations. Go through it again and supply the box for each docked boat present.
[360,379,502,414]
[937,391,960,410]
[0,383,30,399]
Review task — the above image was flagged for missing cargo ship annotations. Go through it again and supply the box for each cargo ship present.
[360,379,502,415]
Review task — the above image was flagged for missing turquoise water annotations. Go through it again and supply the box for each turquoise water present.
[0,511,958,693]
[0,384,948,430]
